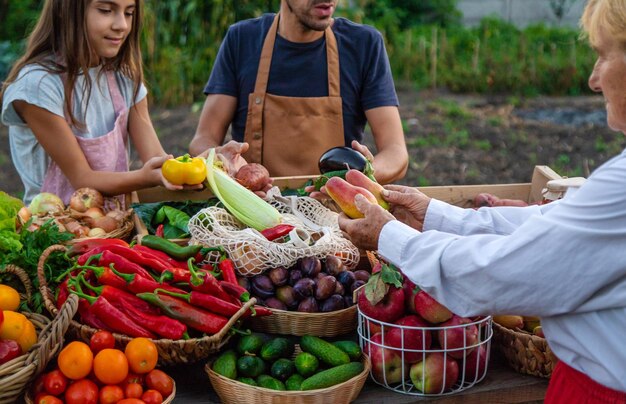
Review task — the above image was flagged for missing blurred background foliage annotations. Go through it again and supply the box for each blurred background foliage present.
[0,0,595,106]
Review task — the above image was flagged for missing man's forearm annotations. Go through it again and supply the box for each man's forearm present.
[372,145,409,184]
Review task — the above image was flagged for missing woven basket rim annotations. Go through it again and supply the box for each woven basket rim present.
[206,352,371,396]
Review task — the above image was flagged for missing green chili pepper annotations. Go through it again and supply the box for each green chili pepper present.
[140,235,203,261]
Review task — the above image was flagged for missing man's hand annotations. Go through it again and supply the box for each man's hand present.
[338,194,395,251]
[198,140,250,176]
[383,185,431,231]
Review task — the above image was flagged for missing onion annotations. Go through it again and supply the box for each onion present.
[234,163,271,192]
[93,216,119,233]
[84,207,105,219]
[17,206,31,223]
[29,192,65,215]
[88,227,107,237]
[69,188,104,213]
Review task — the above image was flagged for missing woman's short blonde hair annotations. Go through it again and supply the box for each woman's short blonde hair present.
[581,0,626,49]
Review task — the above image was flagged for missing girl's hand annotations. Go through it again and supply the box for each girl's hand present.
[142,155,203,191]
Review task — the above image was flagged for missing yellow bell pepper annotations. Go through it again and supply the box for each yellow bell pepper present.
[161,154,207,185]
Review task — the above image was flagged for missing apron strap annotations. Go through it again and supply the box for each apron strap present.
[254,14,340,97]
[105,70,126,116]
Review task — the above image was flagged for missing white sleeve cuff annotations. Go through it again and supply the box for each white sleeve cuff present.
[378,220,420,265]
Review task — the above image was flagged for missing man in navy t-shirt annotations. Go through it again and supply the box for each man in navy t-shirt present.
[190,1,408,182]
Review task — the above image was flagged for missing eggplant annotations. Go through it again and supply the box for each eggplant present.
[318,146,369,174]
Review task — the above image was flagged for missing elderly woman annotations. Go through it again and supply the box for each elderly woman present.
[338,0,626,402]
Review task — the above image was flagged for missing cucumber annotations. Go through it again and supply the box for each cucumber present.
[237,377,258,387]
[256,374,286,391]
[332,340,362,361]
[237,355,266,378]
[271,358,295,381]
[300,335,350,367]
[294,352,319,377]
[237,333,265,355]
[260,337,294,362]
[285,374,304,391]
[212,350,237,379]
[300,362,364,391]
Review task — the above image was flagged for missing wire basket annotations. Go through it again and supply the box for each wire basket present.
[0,265,79,404]
[37,244,256,366]
[357,307,492,396]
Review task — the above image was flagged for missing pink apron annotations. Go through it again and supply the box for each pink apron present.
[41,71,129,210]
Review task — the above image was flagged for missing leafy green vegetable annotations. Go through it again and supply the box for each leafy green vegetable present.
[0,218,73,313]
[131,199,219,236]
[0,191,24,254]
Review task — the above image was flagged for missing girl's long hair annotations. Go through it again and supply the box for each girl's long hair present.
[0,0,144,128]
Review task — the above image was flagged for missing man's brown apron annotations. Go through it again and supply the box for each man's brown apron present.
[243,14,345,177]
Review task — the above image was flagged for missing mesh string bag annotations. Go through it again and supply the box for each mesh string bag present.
[188,192,360,277]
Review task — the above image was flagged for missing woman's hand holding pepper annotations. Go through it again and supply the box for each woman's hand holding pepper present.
[143,155,204,191]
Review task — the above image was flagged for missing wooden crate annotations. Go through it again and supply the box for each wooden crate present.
[131,165,561,243]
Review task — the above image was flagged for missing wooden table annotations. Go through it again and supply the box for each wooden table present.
[168,349,548,403]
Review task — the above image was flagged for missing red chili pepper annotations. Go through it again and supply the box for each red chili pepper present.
[155,288,245,318]
[66,238,129,257]
[116,297,187,340]
[218,258,238,285]
[187,258,235,303]
[97,250,154,279]
[77,298,110,330]
[136,292,228,335]
[260,224,295,241]
[220,281,250,303]
[71,289,155,338]
[155,224,165,238]
[108,266,185,295]
[251,305,273,317]
[132,245,188,269]
[56,278,70,310]
[78,276,160,315]
[77,245,170,274]
[78,264,129,290]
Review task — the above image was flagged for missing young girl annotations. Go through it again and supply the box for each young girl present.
[0,0,189,207]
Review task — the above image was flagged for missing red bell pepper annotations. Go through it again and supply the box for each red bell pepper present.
[71,289,155,338]
[260,224,295,241]
[136,292,228,335]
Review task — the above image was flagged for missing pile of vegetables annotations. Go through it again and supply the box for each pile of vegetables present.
[57,237,271,339]
[213,334,364,391]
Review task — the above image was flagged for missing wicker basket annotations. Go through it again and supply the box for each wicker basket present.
[37,244,256,366]
[248,304,357,337]
[206,351,371,404]
[492,321,557,378]
[0,265,79,404]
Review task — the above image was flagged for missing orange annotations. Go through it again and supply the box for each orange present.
[0,310,26,341]
[57,341,94,380]
[93,348,129,385]
[125,337,158,374]
[15,317,37,352]
[0,285,20,311]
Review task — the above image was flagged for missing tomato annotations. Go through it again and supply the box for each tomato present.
[58,341,94,380]
[35,395,63,404]
[124,382,143,399]
[121,371,144,387]
[89,330,115,353]
[31,374,47,396]
[98,385,124,404]
[144,369,173,398]
[43,369,68,395]
[117,399,147,404]
[141,389,164,404]
[93,348,128,385]
[64,379,99,404]
[124,337,158,374]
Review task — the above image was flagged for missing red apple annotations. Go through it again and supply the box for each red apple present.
[437,315,479,359]
[364,332,407,384]
[386,315,432,364]
[461,345,488,382]
[357,286,405,324]
[402,276,416,311]
[409,288,453,324]
[409,352,459,394]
